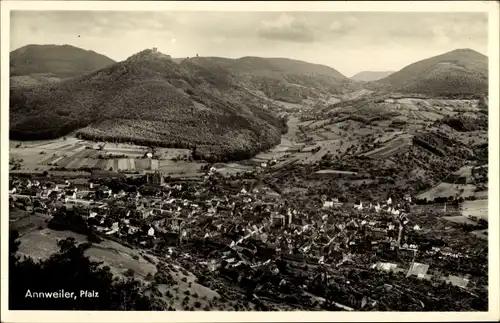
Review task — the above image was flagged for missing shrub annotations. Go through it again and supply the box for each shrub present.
[124,269,135,277]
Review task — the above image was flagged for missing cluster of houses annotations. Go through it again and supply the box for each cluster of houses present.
[9,169,477,293]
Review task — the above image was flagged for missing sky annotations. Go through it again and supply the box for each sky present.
[10,10,488,77]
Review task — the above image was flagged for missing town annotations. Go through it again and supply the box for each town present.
[6,7,492,315]
[9,164,488,311]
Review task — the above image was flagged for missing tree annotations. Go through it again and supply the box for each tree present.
[9,232,164,310]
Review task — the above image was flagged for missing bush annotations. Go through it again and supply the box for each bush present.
[124,269,135,277]
[87,230,103,243]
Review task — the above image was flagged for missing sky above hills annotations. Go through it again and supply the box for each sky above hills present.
[10,11,488,76]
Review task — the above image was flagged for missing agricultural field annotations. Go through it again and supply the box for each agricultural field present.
[314,129,340,140]
[315,170,358,175]
[474,190,488,199]
[293,139,348,164]
[158,160,205,176]
[212,164,254,177]
[416,183,477,201]
[307,119,332,129]
[9,136,198,173]
[470,229,488,241]
[461,200,488,220]
[443,165,488,186]
[373,131,405,144]
[362,135,413,159]
[455,131,488,146]
[442,215,477,226]
[411,203,461,214]
[381,97,481,122]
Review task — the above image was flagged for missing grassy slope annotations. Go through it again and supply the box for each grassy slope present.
[10,49,286,162]
[10,210,250,311]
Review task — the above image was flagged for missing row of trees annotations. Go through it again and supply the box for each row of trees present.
[439,115,488,132]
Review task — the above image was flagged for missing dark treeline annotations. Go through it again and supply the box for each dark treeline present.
[439,115,488,132]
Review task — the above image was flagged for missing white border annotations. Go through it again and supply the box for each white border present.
[1,1,499,322]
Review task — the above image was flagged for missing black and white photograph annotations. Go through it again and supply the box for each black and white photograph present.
[1,1,499,322]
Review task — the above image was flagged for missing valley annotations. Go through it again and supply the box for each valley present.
[8,43,490,312]
[9,92,489,311]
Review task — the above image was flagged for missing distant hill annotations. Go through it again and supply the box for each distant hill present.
[10,44,116,78]
[375,49,488,97]
[174,56,362,103]
[10,49,287,162]
[351,71,394,82]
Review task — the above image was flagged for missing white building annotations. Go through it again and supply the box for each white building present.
[323,201,334,208]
